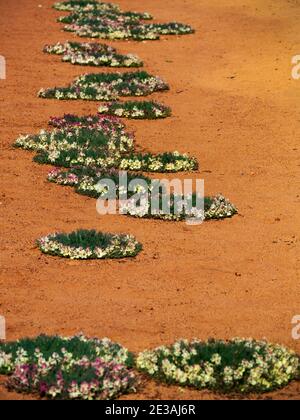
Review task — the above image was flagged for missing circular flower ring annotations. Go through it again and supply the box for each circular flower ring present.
[137,338,300,393]
[0,334,136,400]
[37,229,142,260]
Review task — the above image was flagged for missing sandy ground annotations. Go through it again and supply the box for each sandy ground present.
[0,0,300,400]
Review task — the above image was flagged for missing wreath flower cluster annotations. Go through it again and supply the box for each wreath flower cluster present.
[58,10,152,25]
[54,1,194,41]
[47,167,237,222]
[43,41,143,68]
[47,167,152,199]
[98,101,172,120]
[0,334,137,400]
[15,115,198,173]
[64,22,194,41]
[121,194,238,221]
[137,338,300,393]
[53,1,120,12]
[37,229,142,260]
[38,71,169,101]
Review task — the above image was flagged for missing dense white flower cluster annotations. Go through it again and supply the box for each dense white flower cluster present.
[204,194,238,219]
[137,338,300,393]
[44,42,143,68]
[37,231,142,260]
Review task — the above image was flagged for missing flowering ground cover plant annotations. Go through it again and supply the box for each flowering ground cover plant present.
[37,229,142,259]
[14,126,134,158]
[58,10,153,25]
[48,167,152,199]
[0,334,137,400]
[47,168,237,222]
[8,358,137,400]
[64,21,160,41]
[0,334,134,375]
[54,1,193,41]
[64,21,194,41]
[38,71,169,101]
[137,338,300,393]
[98,101,172,120]
[35,148,198,172]
[121,194,238,221]
[15,123,198,173]
[53,0,120,12]
[43,41,143,68]
[48,113,127,132]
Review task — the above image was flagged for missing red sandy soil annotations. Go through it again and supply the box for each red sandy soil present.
[0,0,300,400]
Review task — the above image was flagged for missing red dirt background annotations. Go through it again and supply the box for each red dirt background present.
[0,0,300,400]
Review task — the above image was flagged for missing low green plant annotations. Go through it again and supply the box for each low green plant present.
[43,41,143,68]
[38,71,169,101]
[37,229,142,259]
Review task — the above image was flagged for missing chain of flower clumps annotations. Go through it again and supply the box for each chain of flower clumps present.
[98,101,171,120]
[37,229,142,259]
[137,338,300,393]
[38,71,169,101]
[43,42,143,68]
[0,334,137,400]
